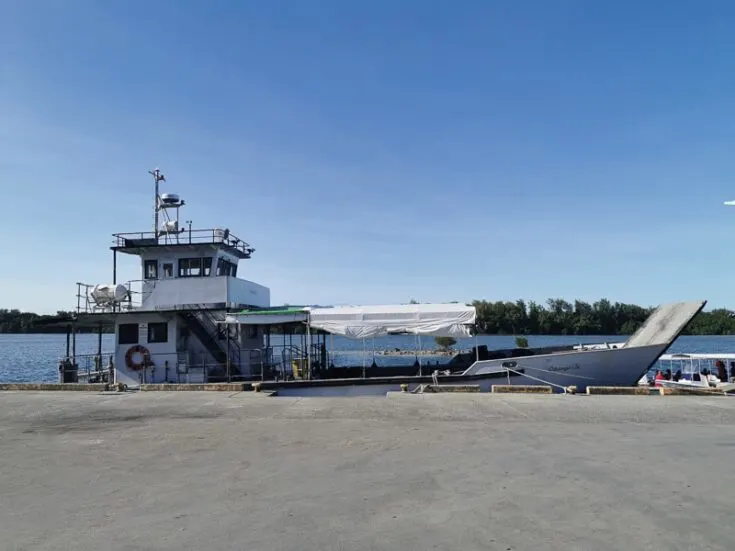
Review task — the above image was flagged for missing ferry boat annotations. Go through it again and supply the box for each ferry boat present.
[59,169,707,395]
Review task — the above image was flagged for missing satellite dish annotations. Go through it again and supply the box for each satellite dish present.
[725,201,735,206]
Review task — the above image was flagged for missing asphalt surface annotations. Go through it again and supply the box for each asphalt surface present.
[1,391,734,551]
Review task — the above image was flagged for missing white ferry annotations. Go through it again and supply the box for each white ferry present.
[60,169,706,394]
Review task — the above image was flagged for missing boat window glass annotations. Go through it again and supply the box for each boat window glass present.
[118,323,139,345]
[162,263,173,278]
[203,257,213,277]
[147,322,168,343]
[217,258,233,276]
[215,258,237,277]
[144,260,158,280]
[179,258,204,277]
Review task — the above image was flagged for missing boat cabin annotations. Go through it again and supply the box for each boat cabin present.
[67,169,271,386]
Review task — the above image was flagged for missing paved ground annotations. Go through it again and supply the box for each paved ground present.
[1,392,735,551]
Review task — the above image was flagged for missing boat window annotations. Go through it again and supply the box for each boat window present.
[144,260,158,280]
[162,263,173,278]
[147,322,168,343]
[178,258,203,277]
[118,323,139,345]
[216,257,237,277]
[203,257,213,276]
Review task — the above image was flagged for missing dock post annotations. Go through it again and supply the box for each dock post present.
[226,321,231,383]
[71,324,77,365]
[97,322,103,373]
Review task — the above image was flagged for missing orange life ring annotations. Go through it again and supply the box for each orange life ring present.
[125,345,151,371]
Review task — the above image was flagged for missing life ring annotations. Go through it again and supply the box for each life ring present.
[125,345,151,371]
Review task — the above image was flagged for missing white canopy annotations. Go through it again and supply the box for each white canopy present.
[305,303,476,339]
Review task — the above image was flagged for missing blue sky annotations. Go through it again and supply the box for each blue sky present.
[2,1,735,313]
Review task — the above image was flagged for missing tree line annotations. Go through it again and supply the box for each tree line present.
[0,309,78,334]
[470,299,735,336]
[1,299,734,335]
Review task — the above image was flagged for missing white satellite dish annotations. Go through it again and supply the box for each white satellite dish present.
[725,201,735,206]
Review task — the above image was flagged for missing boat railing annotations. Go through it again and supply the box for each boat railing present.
[112,228,255,257]
[58,352,114,383]
[128,350,276,384]
[75,280,146,314]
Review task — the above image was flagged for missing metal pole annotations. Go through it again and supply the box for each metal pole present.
[306,322,311,380]
[65,325,70,358]
[153,171,159,240]
[418,335,422,376]
[97,322,103,371]
[226,321,231,383]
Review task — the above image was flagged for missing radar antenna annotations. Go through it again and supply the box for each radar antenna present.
[149,168,185,244]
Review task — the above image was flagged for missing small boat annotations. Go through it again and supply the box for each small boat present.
[651,353,735,393]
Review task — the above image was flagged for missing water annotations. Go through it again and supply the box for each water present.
[3,333,735,383]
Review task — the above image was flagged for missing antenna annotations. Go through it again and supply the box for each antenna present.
[148,168,186,244]
[149,168,166,240]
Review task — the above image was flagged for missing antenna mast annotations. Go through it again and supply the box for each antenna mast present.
[149,168,166,242]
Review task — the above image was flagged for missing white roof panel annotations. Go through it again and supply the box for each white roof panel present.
[305,303,476,339]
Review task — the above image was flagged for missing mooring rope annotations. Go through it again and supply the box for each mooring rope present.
[505,366,571,393]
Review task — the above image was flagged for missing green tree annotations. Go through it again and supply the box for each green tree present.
[435,336,457,350]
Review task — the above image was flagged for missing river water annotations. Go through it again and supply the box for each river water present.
[2,333,735,383]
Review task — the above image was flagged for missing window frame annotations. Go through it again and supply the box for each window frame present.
[144,260,158,280]
[178,257,213,277]
[147,322,168,343]
[118,323,139,345]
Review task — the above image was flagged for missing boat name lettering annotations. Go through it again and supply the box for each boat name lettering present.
[547,363,582,372]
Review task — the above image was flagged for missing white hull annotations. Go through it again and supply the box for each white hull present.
[462,343,668,391]
[270,344,668,397]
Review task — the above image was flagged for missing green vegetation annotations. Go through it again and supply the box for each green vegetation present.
[0,299,732,335]
[434,336,457,350]
[471,299,732,336]
[515,336,529,348]
[0,310,77,334]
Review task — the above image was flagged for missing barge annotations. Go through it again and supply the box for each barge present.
[59,168,706,394]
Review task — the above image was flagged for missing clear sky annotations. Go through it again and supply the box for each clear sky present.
[2,1,735,313]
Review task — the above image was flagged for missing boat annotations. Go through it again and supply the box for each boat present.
[59,168,707,395]
[642,353,735,393]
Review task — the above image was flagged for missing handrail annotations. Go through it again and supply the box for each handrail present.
[112,228,255,256]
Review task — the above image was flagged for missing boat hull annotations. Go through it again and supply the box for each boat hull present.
[462,343,668,390]
[269,344,668,396]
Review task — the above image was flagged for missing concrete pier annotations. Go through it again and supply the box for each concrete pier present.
[1,392,734,550]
